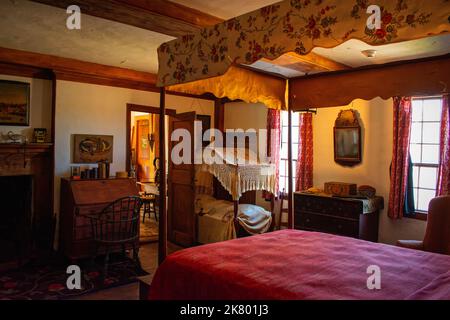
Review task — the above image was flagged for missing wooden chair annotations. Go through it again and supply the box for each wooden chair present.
[89,196,143,278]
[278,190,289,230]
[397,195,450,255]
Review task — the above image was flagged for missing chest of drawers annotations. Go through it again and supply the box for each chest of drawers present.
[294,192,383,242]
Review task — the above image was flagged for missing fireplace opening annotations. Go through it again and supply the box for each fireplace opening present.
[0,175,33,264]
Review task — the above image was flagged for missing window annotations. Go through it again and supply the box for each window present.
[279,111,299,193]
[409,97,443,213]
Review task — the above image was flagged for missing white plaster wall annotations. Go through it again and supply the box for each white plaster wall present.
[54,80,214,215]
[313,98,426,244]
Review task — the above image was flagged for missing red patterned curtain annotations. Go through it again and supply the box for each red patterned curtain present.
[388,97,412,219]
[263,109,281,199]
[295,113,313,191]
[437,95,450,196]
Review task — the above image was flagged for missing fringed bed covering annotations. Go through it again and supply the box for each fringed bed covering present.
[200,147,276,200]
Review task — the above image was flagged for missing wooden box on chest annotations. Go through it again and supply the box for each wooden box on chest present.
[60,178,139,260]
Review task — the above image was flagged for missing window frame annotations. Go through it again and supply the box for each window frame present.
[407,96,443,220]
[279,111,299,193]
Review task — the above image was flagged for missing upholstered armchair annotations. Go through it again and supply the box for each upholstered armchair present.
[397,196,450,255]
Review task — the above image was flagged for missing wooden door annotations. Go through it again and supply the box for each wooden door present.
[168,112,196,247]
[136,119,151,182]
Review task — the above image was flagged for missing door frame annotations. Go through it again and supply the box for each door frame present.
[126,103,177,172]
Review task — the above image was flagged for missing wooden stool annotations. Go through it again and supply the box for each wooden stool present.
[141,192,157,223]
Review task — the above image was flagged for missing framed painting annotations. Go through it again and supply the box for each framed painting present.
[333,109,362,166]
[0,80,30,126]
[73,134,114,163]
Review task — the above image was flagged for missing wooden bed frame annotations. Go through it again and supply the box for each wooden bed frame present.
[167,113,275,247]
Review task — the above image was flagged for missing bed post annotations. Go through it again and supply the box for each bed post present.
[287,80,294,229]
[158,87,167,264]
[233,200,239,235]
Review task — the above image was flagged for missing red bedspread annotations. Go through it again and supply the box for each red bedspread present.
[149,230,450,300]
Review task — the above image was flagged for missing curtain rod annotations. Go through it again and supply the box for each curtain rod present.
[295,108,317,114]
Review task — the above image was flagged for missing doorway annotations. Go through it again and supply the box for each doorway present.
[126,104,176,244]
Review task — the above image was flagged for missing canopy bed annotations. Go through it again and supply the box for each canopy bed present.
[168,123,276,246]
[152,0,450,299]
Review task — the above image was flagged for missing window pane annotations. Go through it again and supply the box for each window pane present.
[423,99,442,122]
[279,160,286,177]
[281,126,288,143]
[422,122,441,144]
[410,123,422,144]
[279,177,286,193]
[410,144,422,164]
[292,113,300,127]
[292,143,299,160]
[280,143,288,159]
[419,167,438,189]
[421,145,440,165]
[417,189,436,212]
[292,126,299,143]
[281,111,288,123]
[413,188,419,209]
[412,166,419,188]
[412,100,423,122]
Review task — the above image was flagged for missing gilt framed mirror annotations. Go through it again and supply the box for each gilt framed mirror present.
[334,109,362,166]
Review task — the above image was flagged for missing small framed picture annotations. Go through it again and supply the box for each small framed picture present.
[33,128,47,143]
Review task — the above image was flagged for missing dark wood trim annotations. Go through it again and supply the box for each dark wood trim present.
[50,73,57,224]
[127,104,177,116]
[56,70,216,100]
[166,90,216,101]
[291,53,450,81]
[290,54,450,110]
[54,71,157,92]
[0,48,215,100]
[214,98,225,132]
[406,212,428,221]
[30,0,223,37]
[125,103,176,172]
[0,62,52,80]
[158,87,167,264]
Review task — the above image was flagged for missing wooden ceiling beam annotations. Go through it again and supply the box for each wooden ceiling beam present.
[290,54,450,110]
[30,0,223,38]
[0,47,216,100]
[0,47,156,84]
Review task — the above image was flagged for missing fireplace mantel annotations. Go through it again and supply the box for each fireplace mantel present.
[0,143,52,176]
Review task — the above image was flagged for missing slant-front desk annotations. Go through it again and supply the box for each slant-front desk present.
[59,177,139,261]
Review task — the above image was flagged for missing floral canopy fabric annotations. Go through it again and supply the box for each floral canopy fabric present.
[158,0,449,99]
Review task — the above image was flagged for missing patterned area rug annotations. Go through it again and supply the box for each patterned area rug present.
[0,254,147,300]
[140,212,158,244]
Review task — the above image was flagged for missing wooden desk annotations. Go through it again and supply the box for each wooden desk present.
[59,178,139,260]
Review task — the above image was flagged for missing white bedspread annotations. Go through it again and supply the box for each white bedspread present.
[195,195,272,244]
